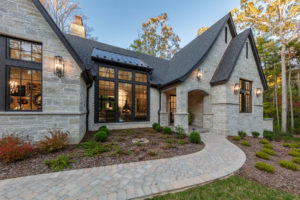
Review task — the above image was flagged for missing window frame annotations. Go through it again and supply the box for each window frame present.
[95,64,150,123]
[239,79,252,113]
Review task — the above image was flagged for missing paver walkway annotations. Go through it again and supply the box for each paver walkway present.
[0,133,246,200]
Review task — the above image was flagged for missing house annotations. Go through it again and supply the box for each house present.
[0,0,272,144]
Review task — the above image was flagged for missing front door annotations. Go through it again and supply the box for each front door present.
[170,95,176,124]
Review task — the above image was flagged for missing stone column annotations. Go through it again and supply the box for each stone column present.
[174,86,189,134]
[160,92,169,126]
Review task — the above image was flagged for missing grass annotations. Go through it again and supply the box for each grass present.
[149,176,299,200]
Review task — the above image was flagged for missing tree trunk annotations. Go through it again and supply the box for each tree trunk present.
[288,66,294,132]
[281,41,287,132]
[275,73,280,132]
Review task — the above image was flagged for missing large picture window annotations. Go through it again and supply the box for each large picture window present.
[9,39,42,63]
[97,66,149,123]
[239,79,252,113]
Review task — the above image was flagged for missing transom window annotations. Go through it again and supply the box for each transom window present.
[9,39,42,63]
[97,66,149,123]
[239,79,252,113]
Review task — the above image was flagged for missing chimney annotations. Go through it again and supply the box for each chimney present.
[70,15,86,38]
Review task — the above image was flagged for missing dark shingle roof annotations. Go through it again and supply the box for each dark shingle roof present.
[210,29,268,89]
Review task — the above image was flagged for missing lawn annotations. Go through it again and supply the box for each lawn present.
[150,176,300,200]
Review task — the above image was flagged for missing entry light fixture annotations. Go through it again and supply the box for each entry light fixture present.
[256,88,262,97]
[54,56,64,78]
[197,68,203,81]
[234,83,240,94]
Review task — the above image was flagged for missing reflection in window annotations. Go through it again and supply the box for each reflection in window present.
[135,85,147,121]
[99,80,115,122]
[99,66,115,78]
[118,83,132,122]
[9,67,42,111]
[239,79,252,113]
[118,70,132,81]
[9,39,42,63]
[135,73,147,83]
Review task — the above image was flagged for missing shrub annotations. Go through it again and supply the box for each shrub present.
[154,125,163,132]
[256,152,270,160]
[45,154,73,172]
[175,126,186,139]
[166,139,174,144]
[233,136,241,141]
[293,149,300,153]
[163,127,172,135]
[38,129,68,154]
[190,132,201,144]
[238,131,247,139]
[263,144,273,149]
[259,139,269,144]
[255,162,275,173]
[152,123,159,129]
[291,142,300,148]
[292,157,300,164]
[188,112,194,125]
[177,139,189,145]
[98,126,109,135]
[94,131,108,142]
[263,130,274,141]
[288,150,300,157]
[279,160,299,171]
[241,141,251,146]
[0,135,33,163]
[283,143,291,148]
[77,141,112,157]
[251,131,260,138]
[148,151,157,156]
[261,148,275,155]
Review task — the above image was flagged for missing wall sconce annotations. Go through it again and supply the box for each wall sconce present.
[256,88,262,96]
[197,68,203,81]
[234,83,240,94]
[54,56,64,78]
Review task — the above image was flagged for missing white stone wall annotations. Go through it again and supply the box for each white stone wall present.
[0,0,87,143]
[88,82,159,130]
[263,118,273,131]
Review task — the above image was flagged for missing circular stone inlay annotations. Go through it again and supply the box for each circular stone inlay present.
[132,138,149,144]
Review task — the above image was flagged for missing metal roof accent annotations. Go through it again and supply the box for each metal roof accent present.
[91,48,152,69]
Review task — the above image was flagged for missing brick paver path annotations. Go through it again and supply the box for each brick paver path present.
[0,133,246,200]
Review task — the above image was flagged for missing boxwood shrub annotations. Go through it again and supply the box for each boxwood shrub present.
[98,126,109,135]
[238,131,247,139]
[251,131,260,138]
[152,123,159,129]
[263,144,273,149]
[259,139,269,144]
[255,162,275,173]
[279,160,299,171]
[292,157,300,164]
[190,132,201,144]
[241,141,251,146]
[288,150,300,157]
[155,125,163,132]
[163,127,172,135]
[233,136,241,141]
[263,130,274,141]
[94,131,108,142]
[256,152,270,160]
[261,148,275,155]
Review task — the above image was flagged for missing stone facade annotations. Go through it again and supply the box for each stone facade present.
[0,0,87,143]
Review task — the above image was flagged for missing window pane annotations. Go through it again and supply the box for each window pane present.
[32,70,42,81]
[99,66,115,78]
[32,90,42,110]
[239,80,252,113]
[99,80,115,122]
[118,82,132,122]
[9,39,21,59]
[21,69,31,80]
[32,44,41,54]
[21,42,32,61]
[135,73,147,83]
[10,49,21,59]
[118,70,132,81]
[32,53,42,63]
[135,85,147,121]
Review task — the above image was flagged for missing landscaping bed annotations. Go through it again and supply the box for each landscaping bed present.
[228,136,300,195]
[0,127,204,180]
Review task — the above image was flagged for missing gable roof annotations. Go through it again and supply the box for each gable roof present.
[210,29,268,89]
[32,0,92,84]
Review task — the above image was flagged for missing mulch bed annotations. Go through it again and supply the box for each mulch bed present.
[228,136,300,195]
[0,128,204,180]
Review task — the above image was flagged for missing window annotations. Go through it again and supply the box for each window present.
[239,79,252,113]
[225,27,228,43]
[246,42,249,59]
[8,67,42,111]
[9,39,42,63]
[96,66,149,122]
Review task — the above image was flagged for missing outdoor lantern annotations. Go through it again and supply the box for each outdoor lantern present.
[234,83,240,94]
[54,56,64,78]
[256,88,262,96]
[197,68,203,80]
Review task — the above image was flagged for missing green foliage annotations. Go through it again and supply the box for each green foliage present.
[263,130,274,141]
[255,162,275,173]
[152,123,159,129]
[259,139,269,144]
[188,112,194,125]
[175,126,186,139]
[233,136,241,141]
[77,141,112,157]
[177,139,189,145]
[261,148,275,155]
[163,127,172,135]
[251,131,260,138]
[190,132,201,144]
[283,143,291,148]
[288,150,300,157]
[38,129,68,154]
[263,144,273,149]
[166,139,174,144]
[256,152,270,160]
[291,142,300,148]
[279,160,299,171]
[98,126,109,135]
[110,146,131,156]
[240,141,251,146]
[154,125,163,132]
[94,131,108,142]
[148,151,158,156]
[292,157,300,164]
[238,131,247,139]
[45,154,73,172]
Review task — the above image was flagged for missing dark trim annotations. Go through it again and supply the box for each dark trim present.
[239,79,252,113]
[0,36,6,110]
[246,42,248,59]
[225,27,228,43]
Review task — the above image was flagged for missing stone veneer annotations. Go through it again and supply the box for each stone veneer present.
[0,0,87,143]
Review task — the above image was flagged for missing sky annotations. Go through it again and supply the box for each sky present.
[77,0,240,49]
